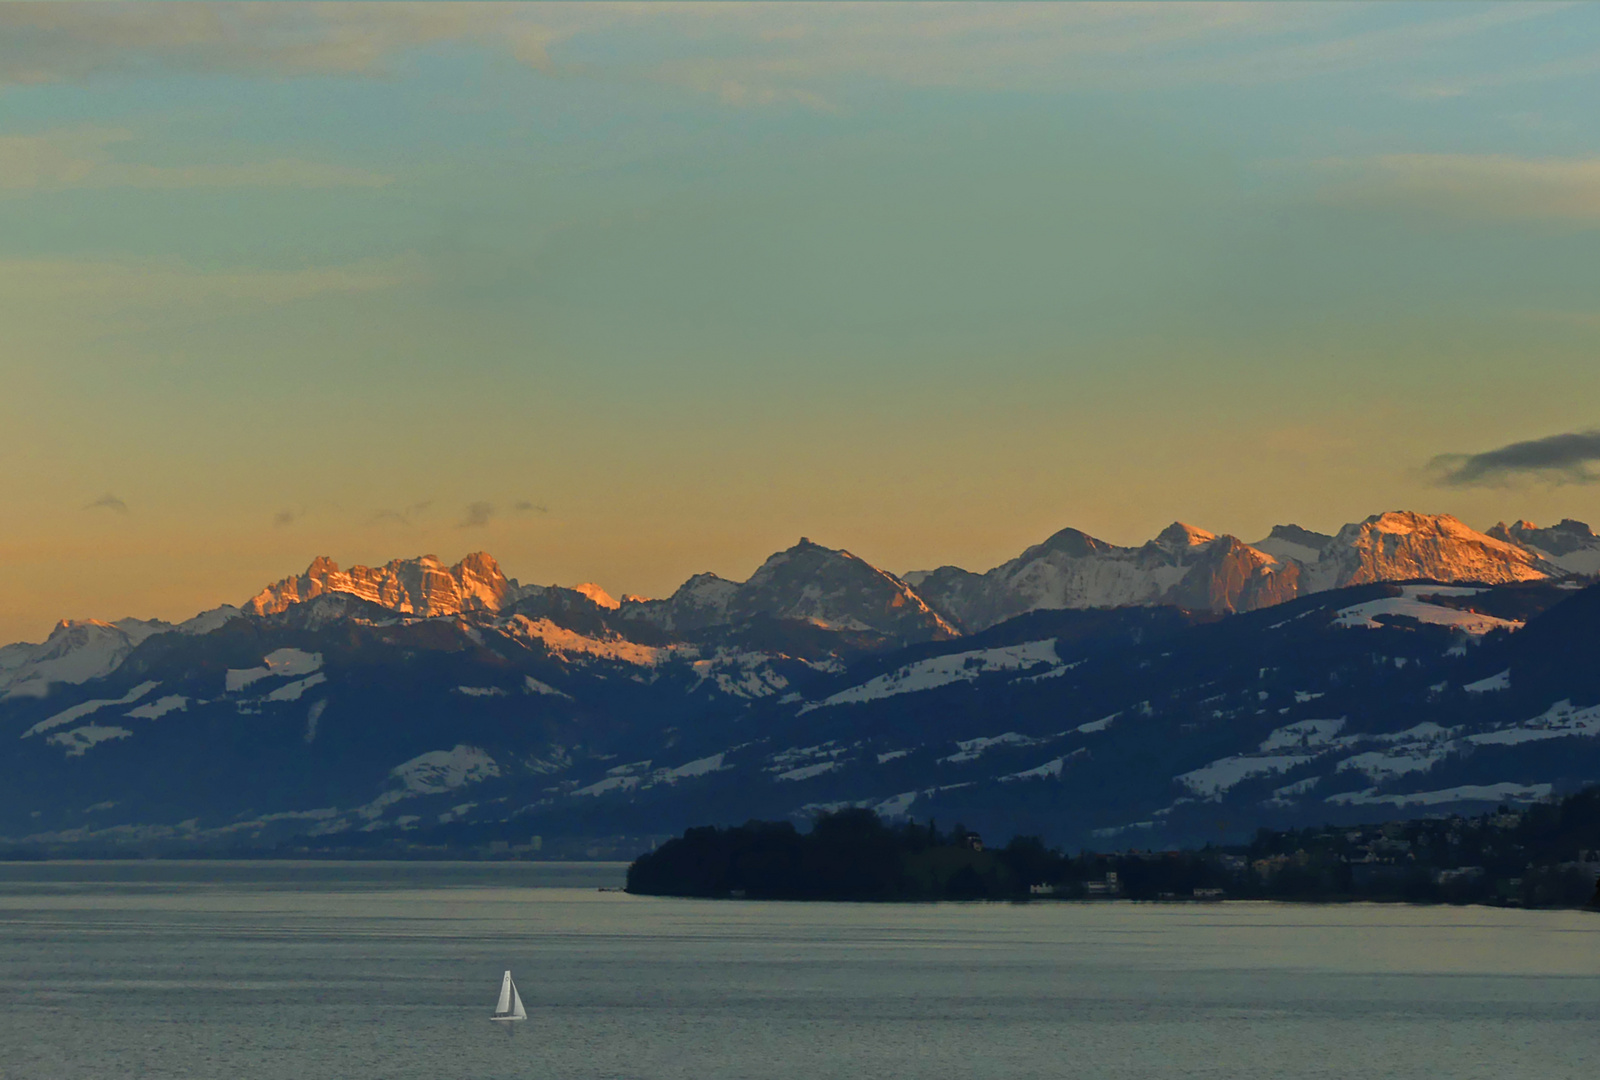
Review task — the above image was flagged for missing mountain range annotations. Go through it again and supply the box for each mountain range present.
[3,509,1599,854]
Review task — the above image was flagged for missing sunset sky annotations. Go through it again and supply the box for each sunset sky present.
[5,1,1600,642]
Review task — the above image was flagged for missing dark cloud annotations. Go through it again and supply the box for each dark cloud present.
[459,501,495,528]
[1430,429,1600,486]
[85,493,129,513]
[273,509,296,526]
[513,500,550,515]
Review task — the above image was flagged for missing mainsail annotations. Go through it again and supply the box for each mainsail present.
[493,970,527,1021]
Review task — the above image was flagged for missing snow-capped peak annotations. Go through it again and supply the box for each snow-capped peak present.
[1322,511,1554,589]
[571,582,620,610]
[621,538,956,643]
[0,607,241,701]
[1487,518,1600,575]
[1154,522,1216,548]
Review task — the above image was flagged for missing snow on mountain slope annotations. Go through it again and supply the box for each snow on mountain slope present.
[571,582,620,609]
[620,573,738,633]
[1328,782,1554,809]
[1488,519,1600,575]
[1251,524,1334,567]
[911,511,1582,632]
[625,539,957,644]
[1313,512,1556,591]
[1178,754,1316,798]
[125,695,189,719]
[504,616,664,666]
[0,608,238,700]
[390,745,501,794]
[225,648,324,692]
[688,650,797,699]
[1258,718,1346,751]
[941,731,1041,763]
[1466,700,1600,746]
[48,724,133,758]
[810,639,1062,709]
[908,523,1297,630]
[1331,586,1523,634]
[23,681,161,738]
[572,752,731,796]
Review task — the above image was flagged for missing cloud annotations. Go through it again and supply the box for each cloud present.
[615,3,1580,107]
[1430,430,1600,486]
[1317,154,1600,224]
[371,500,432,527]
[0,2,1566,105]
[0,254,425,335]
[273,509,296,526]
[513,500,550,515]
[0,127,391,192]
[85,493,129,513]
[0,3,559,85]
[459,501,496,528]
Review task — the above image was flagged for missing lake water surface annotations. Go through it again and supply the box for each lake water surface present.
[0,861,1594,1079]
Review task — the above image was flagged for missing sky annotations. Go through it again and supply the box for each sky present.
[4,1,1600,642]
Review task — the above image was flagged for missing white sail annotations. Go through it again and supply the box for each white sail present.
[495,970,513,1017]
[510,979,527,1020]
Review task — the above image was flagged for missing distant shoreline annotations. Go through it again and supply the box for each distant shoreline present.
[626,803,1600,911]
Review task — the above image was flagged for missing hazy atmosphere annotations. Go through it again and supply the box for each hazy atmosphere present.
[6,1,1600,640]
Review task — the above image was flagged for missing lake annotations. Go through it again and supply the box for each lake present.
[0,861,1594,1079]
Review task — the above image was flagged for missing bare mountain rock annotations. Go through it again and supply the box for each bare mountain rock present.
[1315,511,1557,591]
[1488,519,1600,575]
[247,552,516,618]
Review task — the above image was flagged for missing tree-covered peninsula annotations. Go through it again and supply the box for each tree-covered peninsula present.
[627,789,1600,907]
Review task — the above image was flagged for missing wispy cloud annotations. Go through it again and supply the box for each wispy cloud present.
[0,3,558,85]
[0,2,1572,105]
[1430,430,1600,486]
[371,500,432,527]
[1406,44,1600,100]
[0,254,425,324]
[459,501,495,528]
[1318,154,1600,224]
[85,493,129,513]
[513,500,550,515]
[0,127,390,192]
[273,509,296,527]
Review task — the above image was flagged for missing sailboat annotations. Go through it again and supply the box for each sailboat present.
[491,969,527,1023]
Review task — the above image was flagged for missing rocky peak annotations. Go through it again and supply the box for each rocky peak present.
[247,552,516,618]
[1252,524,1336,569]
[1490,518,1599,556]
[1154,522,1217,549]
[1016,527,1114,563]
[571,583,620,610]
[0,617,169,700]
[1267,524,1334,549]
[1488,518,1600,574]
[734,539,958,640]
[622,541,956,643]
[1163,534,1300,614]
[1325,512,1553,587]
